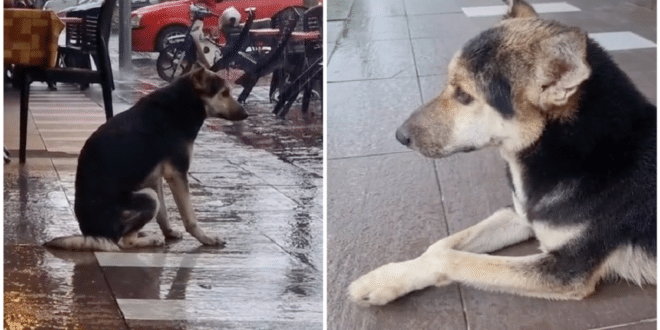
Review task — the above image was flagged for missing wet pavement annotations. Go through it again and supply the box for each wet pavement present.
[4,34,322,329]
[327,0,656,329]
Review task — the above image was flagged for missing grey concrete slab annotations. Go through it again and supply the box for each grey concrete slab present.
[411,37,468,76]
[434,149,512,233]
[328,39,418,82]
[327,154,467,330]
[349,0,406,18]
[328,0,355,20]
[407,13,481,40]
[327,20,345,45]
[327,77,421,159]
[403,0,462,16]
[344,16,410,41]
[462,283,656,330]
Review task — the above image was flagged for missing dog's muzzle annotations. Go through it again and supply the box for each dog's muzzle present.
[395,126,411,147]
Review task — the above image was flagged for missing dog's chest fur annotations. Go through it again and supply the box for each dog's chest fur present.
[138,143,194,189]
[503,151,587,252]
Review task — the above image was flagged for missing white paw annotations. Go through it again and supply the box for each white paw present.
[348,262,413,307]
[150,236,166,246]
[198,235,225,246]
[348,257,449,307]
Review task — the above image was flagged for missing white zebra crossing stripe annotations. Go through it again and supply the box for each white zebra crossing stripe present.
[462,2,580,17]
[589,31,656,51]
[116,299,322,322]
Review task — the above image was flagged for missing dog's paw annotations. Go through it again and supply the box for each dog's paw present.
[348,261,415,307]
[197,235,226,247]
[348,258,448,307]
[163,229,183,239]
[150,236,166,246]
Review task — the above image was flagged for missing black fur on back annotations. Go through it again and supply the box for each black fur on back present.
[518,40,656,280]
[74,75,207,239]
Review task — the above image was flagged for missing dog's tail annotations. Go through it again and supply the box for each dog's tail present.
[44,236,121,252]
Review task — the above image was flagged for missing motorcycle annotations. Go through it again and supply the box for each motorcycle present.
[156,4,257,82]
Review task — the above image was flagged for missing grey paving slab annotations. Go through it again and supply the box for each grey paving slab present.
[349,0,406,18]
[411,37,469,76]
[403,0,462,16]
[407,13,481,39]
[328,0,355,20]
[4,246,129,330]
[328,39,418,82]
[327,20,345,45]
[418,74,447,102]
[434,149,512,233]
[327,154,467,330]
[462,283,656,330]
[327,77,421,159]
[344,16,410,41]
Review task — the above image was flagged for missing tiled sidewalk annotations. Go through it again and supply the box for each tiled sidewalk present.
[327,0,656,329]
[4,72,323,327]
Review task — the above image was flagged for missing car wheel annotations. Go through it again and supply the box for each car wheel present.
[156,26,187,52]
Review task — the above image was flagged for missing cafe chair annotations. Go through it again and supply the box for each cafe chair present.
[15,0,116,163]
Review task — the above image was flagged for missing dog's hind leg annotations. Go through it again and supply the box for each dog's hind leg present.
[166,172,225,246]
[349,207,535,305]
[153,178,184,239]
[116,188,165,249]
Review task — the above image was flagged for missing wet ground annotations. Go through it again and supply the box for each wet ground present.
[4,35,322,329]
[327,0,656,329]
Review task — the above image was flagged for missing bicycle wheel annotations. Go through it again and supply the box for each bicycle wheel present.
[157,43,195,82]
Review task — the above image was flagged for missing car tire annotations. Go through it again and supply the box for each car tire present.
[156,25,188,52]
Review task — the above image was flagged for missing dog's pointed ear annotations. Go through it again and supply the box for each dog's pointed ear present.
[535,30,590,110]
[502,0,538,19]
[190,64,209,91]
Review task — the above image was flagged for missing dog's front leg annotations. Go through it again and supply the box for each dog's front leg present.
[166,172,225,246]
[154,178,183,239]
[349,207,534,306]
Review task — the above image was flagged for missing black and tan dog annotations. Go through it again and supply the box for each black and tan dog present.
[349,0,656,304]
[46,66,248,251]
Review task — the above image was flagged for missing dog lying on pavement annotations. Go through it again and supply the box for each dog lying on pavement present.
[46,66,248,251]
[349,0,656,305]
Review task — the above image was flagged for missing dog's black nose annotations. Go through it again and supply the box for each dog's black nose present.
[395,126,411,146]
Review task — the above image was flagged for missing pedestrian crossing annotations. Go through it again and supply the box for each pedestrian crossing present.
[460,1,656,51]
[462,1,580,17]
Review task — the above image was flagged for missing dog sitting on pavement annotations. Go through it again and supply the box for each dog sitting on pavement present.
[349,0,656,304]
[46,66,248,251]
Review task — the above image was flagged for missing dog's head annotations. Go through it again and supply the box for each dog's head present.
[190,66,248,121]
[396,0,590,158]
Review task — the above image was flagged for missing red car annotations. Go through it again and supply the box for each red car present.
[131,0,310,52]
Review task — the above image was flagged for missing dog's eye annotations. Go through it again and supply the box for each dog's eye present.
[454,87,474,105]
[222,89,230,97]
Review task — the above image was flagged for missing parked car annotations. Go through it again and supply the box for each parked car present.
[45,0,155,13]
[131,0,310,52]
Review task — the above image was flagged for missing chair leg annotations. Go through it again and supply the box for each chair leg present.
[18,70,30,164]
[97,42,114,120]
[101,79,113,120]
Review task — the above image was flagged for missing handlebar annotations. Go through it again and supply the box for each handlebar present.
[190,4,219,20]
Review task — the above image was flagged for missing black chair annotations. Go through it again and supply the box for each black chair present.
[272,5,323,117]
[16,0,116,163]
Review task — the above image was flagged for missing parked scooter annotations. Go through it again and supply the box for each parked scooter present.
[156,4,256,82]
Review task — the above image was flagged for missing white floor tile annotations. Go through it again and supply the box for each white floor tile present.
[589,31,656,51]
[462,2,580,17]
